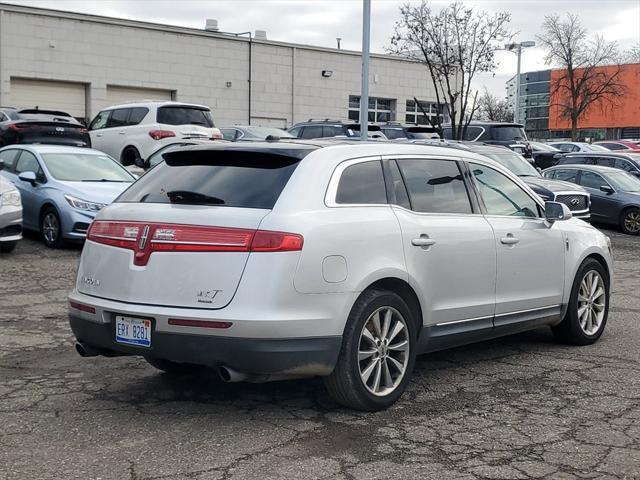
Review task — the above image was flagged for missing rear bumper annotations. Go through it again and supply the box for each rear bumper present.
[69,313,342,376]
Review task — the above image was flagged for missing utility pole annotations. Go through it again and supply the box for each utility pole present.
[359,0,371,140]
[505,41,535,124]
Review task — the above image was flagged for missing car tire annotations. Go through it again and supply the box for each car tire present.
[0,241,17,253]
[40,207,64,248]
[144,357,205,374]
[121,146,140,167]
[552,258,609,346]
[324,289,417,411]
[620,207,640,235]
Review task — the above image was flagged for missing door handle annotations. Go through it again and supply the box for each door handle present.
[411,235,436,248]
[500,233,519,245]
[96,133,103,137]
[118,131,126,135]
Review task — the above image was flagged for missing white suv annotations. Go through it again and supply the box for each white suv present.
[88,101,222,165]
[69,141,613,411]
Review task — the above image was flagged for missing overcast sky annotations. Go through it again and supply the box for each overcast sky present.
[7,0,640,97]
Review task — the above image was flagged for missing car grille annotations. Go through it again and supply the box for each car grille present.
[555,194,588,211]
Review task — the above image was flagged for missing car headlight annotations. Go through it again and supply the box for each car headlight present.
[0,189,21,207]
[64,194,105,212]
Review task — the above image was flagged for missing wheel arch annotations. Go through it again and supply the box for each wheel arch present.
[120,145,141,165]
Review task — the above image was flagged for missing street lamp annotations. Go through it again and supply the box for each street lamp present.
[505,40,535,124]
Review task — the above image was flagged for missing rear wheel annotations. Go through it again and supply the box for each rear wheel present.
[144,357,204,374]
[121,146,141,167]
[324,289,417,411]
[621,208,640,235]
[40,207,63,248]
[0,241,17,253]
[552,258,609,345]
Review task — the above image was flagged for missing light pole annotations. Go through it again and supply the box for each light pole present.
[360,0,371,140]
[505,40,535,124]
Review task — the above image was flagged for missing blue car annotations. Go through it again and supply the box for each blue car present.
[0,145,135,247]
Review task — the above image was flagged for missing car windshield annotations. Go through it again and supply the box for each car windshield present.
[607,171,640,192]
[482,152,540,177]
[490,126,527,141]
[157,106,214,127]
[246,126,294,138]
[41,153,134,182]
[531,142,559,152]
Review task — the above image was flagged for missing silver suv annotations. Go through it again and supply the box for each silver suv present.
[69,141,613,410]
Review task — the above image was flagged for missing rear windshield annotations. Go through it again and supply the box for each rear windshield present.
[117,152,300,209]
[490,126,527,141]
[156,107,214,128]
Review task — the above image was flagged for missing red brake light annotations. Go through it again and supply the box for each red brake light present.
[149,129,176,140]
[168,318,232,329]
[87,221,303,266]
[69,301,96,314]
[8,123,32,131]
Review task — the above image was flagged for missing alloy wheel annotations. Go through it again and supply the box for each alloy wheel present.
[42,213,58,244]
[358,306,409,397]
[624,211,640,233]
[577,270,606,336]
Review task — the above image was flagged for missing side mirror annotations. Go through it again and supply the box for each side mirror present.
[600,185,614,194]
[18,171,37,185]
[545,201,572,223]
[134,156,146,169]
[0,159,4,171]
[536,167,542,174]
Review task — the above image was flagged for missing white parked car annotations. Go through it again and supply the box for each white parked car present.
[88,101,222,165]
[69,141,613,410]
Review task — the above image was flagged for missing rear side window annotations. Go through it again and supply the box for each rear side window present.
[397,159,472,214]
[323,126,344,137]
[336,161,387,204]
[157,107,213,127]
[117,152,300,209]
[595,157,615,167]
[128,108,149,125]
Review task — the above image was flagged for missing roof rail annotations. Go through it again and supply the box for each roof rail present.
[306,118,344,123]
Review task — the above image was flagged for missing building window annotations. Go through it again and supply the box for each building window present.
[348,96,395,122]
[405,100,448,125]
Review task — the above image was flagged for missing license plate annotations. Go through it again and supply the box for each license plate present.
[115,316,152,347]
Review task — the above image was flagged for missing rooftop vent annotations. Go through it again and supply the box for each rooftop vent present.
[205,19,219,32]
[254,30,267,40]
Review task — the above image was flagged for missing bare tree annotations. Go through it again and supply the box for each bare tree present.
[389,1,512,139]
[537,14,625,140]
[476,88,513,122]
[624,42,640,64]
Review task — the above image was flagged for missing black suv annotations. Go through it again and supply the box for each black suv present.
[442,121,532,158]
[557,152,640,178]
[287,120,385,139]
[378,122,439,140]
[0,107,90,147]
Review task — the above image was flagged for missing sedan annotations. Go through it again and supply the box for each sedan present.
[220,126,295,142]
[594,140,640,152]
[544,164,640,234]
[0,145,135,247]
[0,174,22,253]
[548,142,609,153]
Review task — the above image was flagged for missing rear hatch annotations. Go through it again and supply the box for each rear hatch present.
[156,105,222,140]
[77,145,311,309]
[12,113,89,146]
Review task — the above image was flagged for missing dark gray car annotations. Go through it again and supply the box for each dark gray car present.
[544,164,640,234]
[556,152,640,179]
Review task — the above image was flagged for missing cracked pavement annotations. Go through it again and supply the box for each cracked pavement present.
[1,229,639,480]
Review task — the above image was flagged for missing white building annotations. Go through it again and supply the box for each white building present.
[0,3,442,128]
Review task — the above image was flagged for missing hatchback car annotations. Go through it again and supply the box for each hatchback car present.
[0,145,135,247]
[556,152,640,179]
[0,173,22,253]
[69,141,612,411]
[0,107,90,148]
[89,101,222,166]
[544,164,640,234]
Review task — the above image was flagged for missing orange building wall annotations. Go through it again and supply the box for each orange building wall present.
[548,63,640,130]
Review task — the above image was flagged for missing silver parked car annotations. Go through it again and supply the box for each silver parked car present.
[0,173,22,253]
[0,145,135,248]
[69,141,613,411]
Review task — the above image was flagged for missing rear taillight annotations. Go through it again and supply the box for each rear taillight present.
[69,301,96,314]
[87,221,303,266]
[149,129,176,140]
[168,318,232,329]
[8,123,32,131]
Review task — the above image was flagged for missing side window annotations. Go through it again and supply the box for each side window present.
[335,160,387,204]
[288,126,302,137]
[463,127,482,141]
[579,171,608,190]
[0,149,21,172]
[385,160,411,209]
[322,126,343,137]
[553,169,579,183]
[106,108,130,128]
[595,156,615,167]
[128,108,149,125]
[300,125,323,139]
[557,144,573,153]
[89,110,110,130]
[382,128,404,140]
[220,129,236,141]
[563,155,587,165]
[615,158,638,173]
[0,112,8,122]
[15,151,45,182]
[470,163,539,218]
[397,159,472,214]
[603,143,624,151]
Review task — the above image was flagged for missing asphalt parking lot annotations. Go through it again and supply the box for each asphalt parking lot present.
[1,229,639,480]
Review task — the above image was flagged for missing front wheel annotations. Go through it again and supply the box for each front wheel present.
[621,208,640,235]
[41,208,64,248]
[552,258,609,345]
[324,289,417,411]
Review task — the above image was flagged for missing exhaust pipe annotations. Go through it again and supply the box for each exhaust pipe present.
[75,342,102,357]
[218,366,249,383]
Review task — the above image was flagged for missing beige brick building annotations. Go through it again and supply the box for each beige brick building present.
[0,3,441,128]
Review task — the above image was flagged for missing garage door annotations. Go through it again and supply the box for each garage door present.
[9,78,86,119]
[106,85,173,106]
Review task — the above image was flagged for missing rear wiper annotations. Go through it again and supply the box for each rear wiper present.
[166,190,225,205]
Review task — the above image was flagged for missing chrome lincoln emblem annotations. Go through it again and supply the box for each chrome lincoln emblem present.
[138,225,150,249]
[571,198,580,206]
[55,127,65,132]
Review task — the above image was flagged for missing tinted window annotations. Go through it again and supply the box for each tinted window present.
[0,149,21,172]
[382,128,405,140]
[157,107,214,127]
[288,126,302,137]
[41,153,133,182]
[579,171,608,190]
[336,161,387,204]
[386,160,411,209]
[106,109,129,128]
[128,107,149,125]
[600,142,625,151]
[471,163,539,217]
[561,155,588,164]
[220,129,238,141]
[322,126,344,137]
[397,159,472,214]
[595,156,615,167]
[15,151,45,182]
[490,126,527,141]
[615,158,639,173]
[553,169,579,183]
[89,110,110,130]
[465,126,484,141]
[300,125,323,139]
[118,153,300,209]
